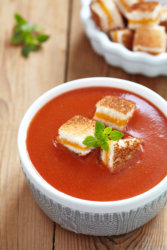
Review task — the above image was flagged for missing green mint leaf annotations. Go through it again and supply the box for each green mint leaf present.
[83,136,98,148]
[94,121,109,151]
[97,133,109,144]
[104,127,112,135]
[21,23,36,32]
[109,130,124,141]
[101,142,109,152]
[95,121,105,135]
[14,13,26,25]
[23,33,34,45]
[14,24,21,32]
[36,34,50,43]
[11,31,23,44]
[82,121,123,152]
[96,131,106,141]
[30,44,40,51]
[22,44,31,58]
[94,121,105,139]
[11,13,50,58]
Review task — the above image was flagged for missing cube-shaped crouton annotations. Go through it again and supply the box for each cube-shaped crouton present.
[133,25,166,55]
[57,115,95,156]
[90,0,124,33]
[101,138,141,172]
[94,96,136,130]
[114,0,141,18]
[127,2,162,29]
[110,28,134,50]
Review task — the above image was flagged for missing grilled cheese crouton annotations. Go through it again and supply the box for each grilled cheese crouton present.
[90,0,124,33]
[101,138,141,172]
[57,116,95,156]
[133,25,166,55]
[94,96,136,130]
[114,0,141,18]
[110,28,134,50]
[127,1,162,29]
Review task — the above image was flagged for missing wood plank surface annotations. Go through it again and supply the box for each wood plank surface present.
[0,0,167,249]
[0,0,69,249]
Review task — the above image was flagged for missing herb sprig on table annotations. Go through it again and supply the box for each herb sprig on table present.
[11,13,50,58]
[82,121,124,152]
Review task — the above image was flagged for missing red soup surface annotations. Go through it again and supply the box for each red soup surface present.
[26,87,167,201]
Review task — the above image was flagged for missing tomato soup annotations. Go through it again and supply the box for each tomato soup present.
[26,87,167,201]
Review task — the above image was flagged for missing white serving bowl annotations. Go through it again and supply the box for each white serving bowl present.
[80,0,167,77]
[18,77,167,236]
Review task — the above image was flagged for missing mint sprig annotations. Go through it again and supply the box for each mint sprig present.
[11,13,50,58]
[83,121,124,152]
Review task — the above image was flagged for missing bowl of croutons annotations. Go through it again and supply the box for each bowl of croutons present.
[80,0,167,77]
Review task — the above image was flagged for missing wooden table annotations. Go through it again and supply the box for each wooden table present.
[1,0,167,249]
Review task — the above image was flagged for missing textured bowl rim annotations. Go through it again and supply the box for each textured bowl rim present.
[18,77,167,213]
[80,0,167,65]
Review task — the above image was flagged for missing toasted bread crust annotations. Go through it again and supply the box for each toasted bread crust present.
[112,138,140,171]
[90,2,103,30]
[133,26,166,49]
[111,29,134,50]
[121,30,134,50]
[129,1,160,12]
[59,115,95,137]
[101,138,141,172]
[90,0,124,32]
[96,96,136,114]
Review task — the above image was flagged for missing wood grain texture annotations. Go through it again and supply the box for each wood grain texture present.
[0,0,69,249]
[1,0,167,249]
[67,0,108,80]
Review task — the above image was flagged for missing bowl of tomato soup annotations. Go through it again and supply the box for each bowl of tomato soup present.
[18,77,167,236]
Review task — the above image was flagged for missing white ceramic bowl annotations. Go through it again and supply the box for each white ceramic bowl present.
[80,0,167,77]
[18,77,167,236]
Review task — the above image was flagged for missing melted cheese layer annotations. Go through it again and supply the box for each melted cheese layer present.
[104,150,109,165]
[98,0,113,24]
[94,112,127,126]
[129,17,159,25]
[57,137,89,151]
